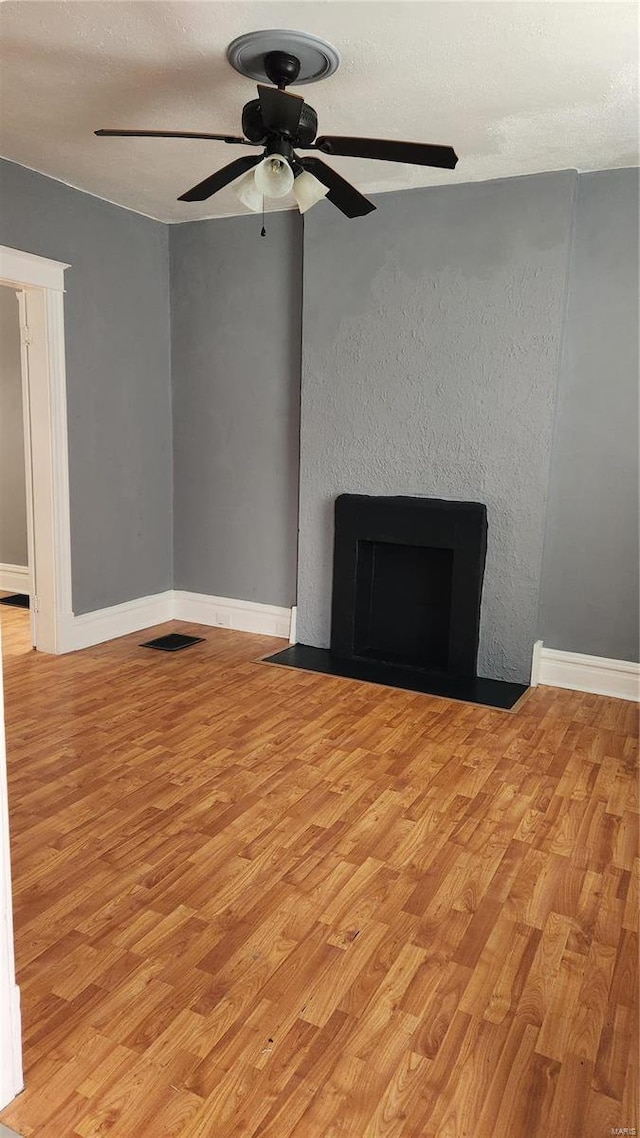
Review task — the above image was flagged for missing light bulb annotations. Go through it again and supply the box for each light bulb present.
[293,170,329,214]
[254,155,294,199]
[235,170,263,213]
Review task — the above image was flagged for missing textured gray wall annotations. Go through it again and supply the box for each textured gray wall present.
[170,212,301,607]
[0,159,172,614]
[0,285,28,567]
[297,171,577,683]
[539,168,639,662]
[1,153,635,667]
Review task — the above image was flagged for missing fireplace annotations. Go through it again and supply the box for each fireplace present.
[331,495,487,677]
[264,494,528,710]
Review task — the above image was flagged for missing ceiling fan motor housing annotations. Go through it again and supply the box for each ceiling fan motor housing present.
[241,98,318,146]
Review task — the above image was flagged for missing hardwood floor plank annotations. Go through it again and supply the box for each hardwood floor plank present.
[479,1019,560,1138]
[0,604,637,1137]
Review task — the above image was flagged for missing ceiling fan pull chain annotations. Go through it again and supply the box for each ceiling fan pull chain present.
[261,195,266,237]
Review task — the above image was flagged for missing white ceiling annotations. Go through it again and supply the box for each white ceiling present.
[0,1,637,223]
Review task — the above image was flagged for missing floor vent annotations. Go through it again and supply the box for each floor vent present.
[0,594,30,609]
[140,632,204,652]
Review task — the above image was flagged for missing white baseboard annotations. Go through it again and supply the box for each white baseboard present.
[0,982,22,1111]
[536,644,640,702]
[40,595,640,703]
[173,591,291,639]
[58,590,292,652]
[289,605,297,645]
[39,598,640,703]
[0,564,30,595]
[61,591,174,653]
[530,639,543,687]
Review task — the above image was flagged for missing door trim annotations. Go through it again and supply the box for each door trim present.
[0,623,22,1110]
[0,245,72,653]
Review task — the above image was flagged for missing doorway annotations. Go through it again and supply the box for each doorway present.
[0,286,31,639]
[0,245,72,654]
[0,244,73,1111]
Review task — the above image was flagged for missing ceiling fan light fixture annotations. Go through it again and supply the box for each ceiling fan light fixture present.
[254,154,294,198]
[235,169,263,212]
[293,169,328,213]
[98,33,457,220]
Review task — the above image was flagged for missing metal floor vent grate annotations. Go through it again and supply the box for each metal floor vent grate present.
[0,594,30,608]
[140,633,205,652]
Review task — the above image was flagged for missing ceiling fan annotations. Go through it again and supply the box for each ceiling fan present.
[95,30,458,219]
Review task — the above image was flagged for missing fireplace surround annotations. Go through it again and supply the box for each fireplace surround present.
[331,494,487,676]
[265,494,528,710]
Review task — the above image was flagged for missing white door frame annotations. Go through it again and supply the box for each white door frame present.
[0,245,72,653]
[0,621,22,1109]
[16,288,37,646]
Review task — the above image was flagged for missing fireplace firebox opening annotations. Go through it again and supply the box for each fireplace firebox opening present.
[353,540,454,670]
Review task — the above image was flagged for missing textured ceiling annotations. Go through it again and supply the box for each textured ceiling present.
[0,1,637,223]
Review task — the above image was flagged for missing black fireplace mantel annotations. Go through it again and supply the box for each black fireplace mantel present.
[331,494,487,678]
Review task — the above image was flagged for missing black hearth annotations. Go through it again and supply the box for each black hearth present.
[264,494,528,710]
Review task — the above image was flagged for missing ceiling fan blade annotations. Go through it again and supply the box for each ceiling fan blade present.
[313,136,458,170]
[178,154,262,202]
[95,129,251,144]
[301,157,376,219]
[257,85,303,137]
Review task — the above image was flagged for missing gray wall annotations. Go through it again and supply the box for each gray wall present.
[297,172,577,683]
[0,285,28,567]
[170,212,301,607]
[539,168,639,662]
[0,159,172,614]
[1,154,636,667]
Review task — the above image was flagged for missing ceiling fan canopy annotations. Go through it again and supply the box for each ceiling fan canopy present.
[95,29,459,220]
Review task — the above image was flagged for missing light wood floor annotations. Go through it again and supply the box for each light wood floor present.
[0,603,637,1138]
